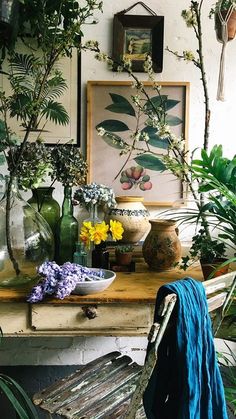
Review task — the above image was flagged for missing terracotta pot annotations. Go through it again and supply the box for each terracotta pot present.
[200,258,230,280]
[107,196,150,244]
[115,251,133,266]
[142,219,181,271]
[215,10,236,41]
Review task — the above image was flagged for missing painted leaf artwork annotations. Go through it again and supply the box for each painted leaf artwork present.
[87,82,189,205]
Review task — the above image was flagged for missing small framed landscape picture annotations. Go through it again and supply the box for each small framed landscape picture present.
[113,14,164,72]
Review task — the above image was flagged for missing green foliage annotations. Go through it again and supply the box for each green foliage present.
[1,0,103,61]
[96,119,129,132]
[217,342,236,415]
[7,140,52,190]
[134,154,166,171]
[115,244,134,253]
[192,145,236,247]
[105,93,136,116]
[95,91,180,175]
[0,374,39,419]
[180,227,227,270]
[7,52,69,130]
[209,0,236,18]
[0,0,103,178]
[50,144,88,187]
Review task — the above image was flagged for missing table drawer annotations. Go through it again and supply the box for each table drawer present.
[30,304,153,332]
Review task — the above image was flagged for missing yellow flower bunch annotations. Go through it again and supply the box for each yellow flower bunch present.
[80,220,124,247]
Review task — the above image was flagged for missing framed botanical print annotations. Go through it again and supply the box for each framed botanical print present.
[87,80,190,206]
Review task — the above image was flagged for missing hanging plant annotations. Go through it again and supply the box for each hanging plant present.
[210,0,236,100]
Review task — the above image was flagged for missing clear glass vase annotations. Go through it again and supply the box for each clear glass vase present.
[85,203,102,224]
[0,178,54,287]
[83,203,102,267]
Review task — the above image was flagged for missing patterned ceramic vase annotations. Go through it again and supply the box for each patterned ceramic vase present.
[142,219,181,271]
[108,196,150,244]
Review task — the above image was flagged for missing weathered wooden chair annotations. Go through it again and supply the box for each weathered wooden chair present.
[32,272,236,419]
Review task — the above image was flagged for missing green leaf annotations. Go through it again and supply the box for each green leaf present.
[96,120,129,132]
[145,95,168,111]
[0,378,29,419]
[9,53,39,75]
[9,94,32,120]
[140,127,169,149]
[164,99,180,111]
[134,154,166,171]
[0,154,5,165]
[165,114,182,126]
[0,374,39,418]
[106,93,135,116]
[41,101,69,125]
[101,132,126,150]
[149,136,169,149]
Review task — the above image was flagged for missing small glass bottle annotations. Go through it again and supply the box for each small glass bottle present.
[55,186,78,265]
[73,242,87,266]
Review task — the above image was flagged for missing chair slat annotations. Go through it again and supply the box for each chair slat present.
[58,366,141,418]
[204,272,236,295]
[41,355,137,414]
[33,351,121,405]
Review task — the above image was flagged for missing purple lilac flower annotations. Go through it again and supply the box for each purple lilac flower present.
[26,284,45,303]
[27,261,106,303]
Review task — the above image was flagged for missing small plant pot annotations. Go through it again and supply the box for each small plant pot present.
[115,252,133,266]
[200,258,230,280]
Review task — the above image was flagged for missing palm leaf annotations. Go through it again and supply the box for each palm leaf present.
[9,53,40,76]
[41,100,69,125]
[40,75,68,101]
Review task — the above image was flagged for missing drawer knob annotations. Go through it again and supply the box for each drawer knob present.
[82,306,97,320]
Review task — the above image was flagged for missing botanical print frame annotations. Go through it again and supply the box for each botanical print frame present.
[113,14,164,72]
[87,81,190,206]
[0,49,81,146]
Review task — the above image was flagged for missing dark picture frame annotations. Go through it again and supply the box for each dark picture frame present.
[113,14,164,72]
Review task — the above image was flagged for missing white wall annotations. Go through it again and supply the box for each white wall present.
[1,0,236,366]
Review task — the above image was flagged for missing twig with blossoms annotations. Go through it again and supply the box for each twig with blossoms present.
[27,261,105,302]
[166,0,210,151]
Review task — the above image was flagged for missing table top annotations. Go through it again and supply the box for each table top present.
[0,264,203,305]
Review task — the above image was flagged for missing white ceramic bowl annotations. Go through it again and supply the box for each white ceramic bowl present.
[72,268,116,295]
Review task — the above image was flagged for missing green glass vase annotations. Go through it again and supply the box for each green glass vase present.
[55,186,78,265]
[28,187,60,236]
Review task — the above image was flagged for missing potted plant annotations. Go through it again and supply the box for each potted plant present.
[210,0,236,41]
[169,145,235,279]
[115,245,134,266]
[180,227,228,279]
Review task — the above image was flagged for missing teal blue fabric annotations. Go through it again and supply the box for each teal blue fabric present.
[143,278,228,419]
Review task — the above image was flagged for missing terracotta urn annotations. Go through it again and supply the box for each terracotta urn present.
[142,219,181,271]
[107,196,150,244]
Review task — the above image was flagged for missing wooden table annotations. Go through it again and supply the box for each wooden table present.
[0,264,203,337]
